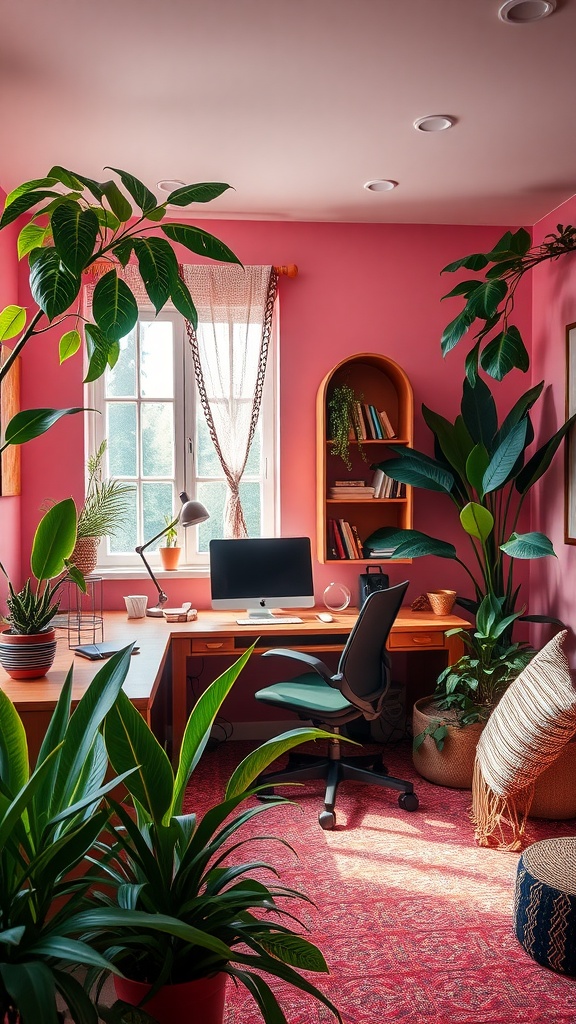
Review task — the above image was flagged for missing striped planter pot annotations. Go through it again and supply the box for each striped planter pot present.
[0,627,57,680]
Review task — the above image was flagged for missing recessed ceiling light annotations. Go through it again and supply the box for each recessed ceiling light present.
[363,179,398,192]
[413,115,455,133]
[498,0,556,22]
[157,179,186,192]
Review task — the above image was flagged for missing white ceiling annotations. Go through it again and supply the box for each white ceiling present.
[1,0,575,226]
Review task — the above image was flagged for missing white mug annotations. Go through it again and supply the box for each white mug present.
[124,595,148,618]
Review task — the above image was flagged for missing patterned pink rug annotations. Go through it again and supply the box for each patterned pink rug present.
[184,741,576,1024]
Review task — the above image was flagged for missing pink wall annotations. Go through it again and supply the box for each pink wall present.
[530,195,576,654]
[0,201,21,607]
[18,217,533,614]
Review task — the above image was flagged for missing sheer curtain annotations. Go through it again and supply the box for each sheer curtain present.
[85,263,278,539]
[182,265,278,538]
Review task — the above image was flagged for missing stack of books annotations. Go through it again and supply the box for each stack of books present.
[327,518,364,559]
[371,468,406,499]
[329,479,375,499]
[351,403,396,441]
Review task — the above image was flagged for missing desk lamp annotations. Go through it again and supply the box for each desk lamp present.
[136,492,209,617]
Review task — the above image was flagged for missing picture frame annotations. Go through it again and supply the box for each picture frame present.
[565,322,576,543]
[0,346,21,497]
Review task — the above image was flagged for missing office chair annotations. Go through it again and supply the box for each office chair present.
[255,581,419,829]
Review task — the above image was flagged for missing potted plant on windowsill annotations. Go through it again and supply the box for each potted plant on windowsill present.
[72,440,135,575]
[158,514,181,571]
[82,647,342,1024]
[0,498,86,678]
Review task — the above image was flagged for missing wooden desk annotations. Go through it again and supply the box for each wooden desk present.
[0,607,469,761]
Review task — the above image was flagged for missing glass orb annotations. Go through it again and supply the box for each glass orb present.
[323,582,351,612]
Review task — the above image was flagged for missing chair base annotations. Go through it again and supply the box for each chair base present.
[257,750,419,829]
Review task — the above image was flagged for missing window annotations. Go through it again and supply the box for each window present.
[86,307,278,569]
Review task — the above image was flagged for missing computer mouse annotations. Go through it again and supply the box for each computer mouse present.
[317,612,334,622]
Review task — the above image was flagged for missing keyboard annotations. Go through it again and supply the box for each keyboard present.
[236,616,304,626]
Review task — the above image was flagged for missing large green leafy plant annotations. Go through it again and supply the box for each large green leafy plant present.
[0,498,85,633]
[0,166,240,454]
[413,595,535,751]
[370,374,573,626]
[84,648,342,1024]
[0,648,140,1024]
[440,224,576,381]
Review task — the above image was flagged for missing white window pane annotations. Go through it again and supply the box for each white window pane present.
[143,482,174,548]
[245,422,261,475]
[108,489,138,554]
[142,403,174,477]
[107,403,137,476]
[107,329,136,397]
[140,321,174,398]
[197,414,221,477]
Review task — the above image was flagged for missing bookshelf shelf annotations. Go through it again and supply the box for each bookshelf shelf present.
[316,353,414,564]
[326,498,408,504]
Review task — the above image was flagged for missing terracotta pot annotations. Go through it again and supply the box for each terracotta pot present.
[114,972,227,1024]
[71,536,100,576]
[159,546,181,571]
[0,627,57,680]
[426,589,457,615]
[412,696,485,789]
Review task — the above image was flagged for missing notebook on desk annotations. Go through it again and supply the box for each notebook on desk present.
[72,642,140,661]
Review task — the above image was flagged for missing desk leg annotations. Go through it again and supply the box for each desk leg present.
[446,630,465,665]
[171,638,192,761]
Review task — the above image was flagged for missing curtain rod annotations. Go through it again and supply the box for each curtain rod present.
[84,260,298,278]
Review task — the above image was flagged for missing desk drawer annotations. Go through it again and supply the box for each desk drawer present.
[191,637,236,655]
[388,631,445,651]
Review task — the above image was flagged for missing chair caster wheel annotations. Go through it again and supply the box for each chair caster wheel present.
[319,810,336,830]
[398,792,419,812]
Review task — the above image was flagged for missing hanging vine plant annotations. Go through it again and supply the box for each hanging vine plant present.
[328,383,367,470]
[440,224,576,381]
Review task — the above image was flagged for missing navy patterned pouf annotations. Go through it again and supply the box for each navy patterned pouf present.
[514,837,576,975]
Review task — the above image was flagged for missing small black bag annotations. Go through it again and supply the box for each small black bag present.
[358,565,390,608]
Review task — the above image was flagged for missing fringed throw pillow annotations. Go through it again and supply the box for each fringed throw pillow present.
[472,630,576,852]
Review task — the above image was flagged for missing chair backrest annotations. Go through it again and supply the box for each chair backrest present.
[335,580,409,719]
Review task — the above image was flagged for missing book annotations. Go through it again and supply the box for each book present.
[73,642,140,661]
[368,405,384,440]
[353,402,367,440]
[372,468,385,497]
[379,409,396,438]
[334,480,366,487]
[351,523,364,558]
[329,487,375,497]
[338,519,357,559]
[327,518,339,559]
[331,518,347,559]
[362,403,377,439]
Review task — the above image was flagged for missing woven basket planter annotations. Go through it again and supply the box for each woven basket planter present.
[71,536,100,576]
[412,697,484,789]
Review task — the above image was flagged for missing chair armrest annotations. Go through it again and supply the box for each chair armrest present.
[261,648,333,683]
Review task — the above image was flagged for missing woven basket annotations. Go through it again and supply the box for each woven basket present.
[426,590,457,615]
[71,536,100,576]
[412,697,484,789]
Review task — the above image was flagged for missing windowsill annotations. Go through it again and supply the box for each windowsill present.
[90,566,210,581]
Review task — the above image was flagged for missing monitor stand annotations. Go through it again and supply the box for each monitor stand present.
[241,609,277,622]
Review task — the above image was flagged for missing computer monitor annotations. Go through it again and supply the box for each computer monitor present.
[209,537,315,622]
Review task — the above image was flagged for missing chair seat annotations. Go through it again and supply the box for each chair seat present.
[255,673,353,715]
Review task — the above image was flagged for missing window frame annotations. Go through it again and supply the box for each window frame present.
[85,303,279,571]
